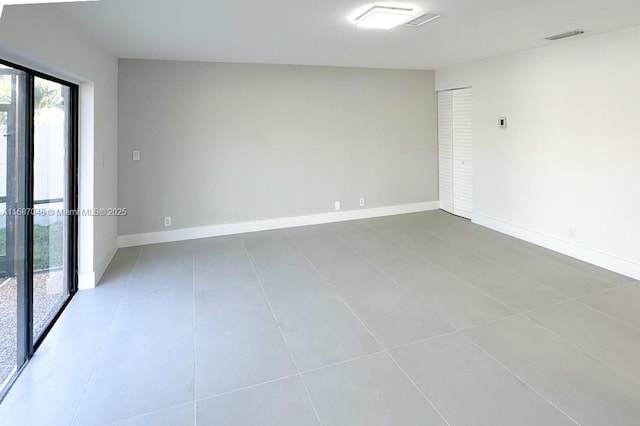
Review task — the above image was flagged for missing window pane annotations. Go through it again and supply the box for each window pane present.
[0,64,27,394]
[32,77,71,342]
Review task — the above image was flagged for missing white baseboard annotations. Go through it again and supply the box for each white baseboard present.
[94,245,118,287]
[78,271,96,290]
[118,201,440,248]
[473,212,640,280]
[77,246,118,290]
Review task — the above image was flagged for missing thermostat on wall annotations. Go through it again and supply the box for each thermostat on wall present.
[499,117,508,129]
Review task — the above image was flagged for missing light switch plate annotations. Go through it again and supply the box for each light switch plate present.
[133,150,141,161]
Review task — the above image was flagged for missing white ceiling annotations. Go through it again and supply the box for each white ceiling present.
[45,0,640,69]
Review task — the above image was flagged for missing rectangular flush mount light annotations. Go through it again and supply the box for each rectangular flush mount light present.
[354,6,415,29]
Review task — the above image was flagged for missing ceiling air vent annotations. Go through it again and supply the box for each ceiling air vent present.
[545,30,585,41]
[403,13,440,27]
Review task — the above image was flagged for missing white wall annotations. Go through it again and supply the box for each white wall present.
[436,25,640,279]
[0,5,119,287]
[118,60,438,239]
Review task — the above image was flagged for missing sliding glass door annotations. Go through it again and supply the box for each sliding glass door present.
[32,77,74,342]
[0,61,77,399]
[0,63,27,399]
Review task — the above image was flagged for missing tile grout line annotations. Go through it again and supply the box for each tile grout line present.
[367,214,582,300]
[111,373,304,425]
[425,213,640,415]
[521,314,640,388]
[360,222,557,314]
[465,336,582,426]
[423,211,612,287]
[416,222,613,300]
[452,217,637,287]
[387,279,634,348]
[350,238,524,332]
[362,217,640,344]
[69,246,143,426]
[342,238,580,426]
[376,276,639,387]
[298,350,386,375]
[240,238,325,426]
[104,402,195,426]
[573,290,640,334]
[354,221,567,332]
[195,374,300,403]
[284,234,453,426]
[329,216,635,424]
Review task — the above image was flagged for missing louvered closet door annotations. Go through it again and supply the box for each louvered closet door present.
[438,90,454,214]
[452,88,473,218]
[438,88,473,219]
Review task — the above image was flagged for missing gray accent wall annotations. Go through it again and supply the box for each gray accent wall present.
[118,60,438,236]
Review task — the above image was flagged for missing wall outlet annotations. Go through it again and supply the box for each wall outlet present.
[359,198,365,207]
[568,227,577,241]
[132,150,141,161]
[334,201,341,211]
[164,216,172,227]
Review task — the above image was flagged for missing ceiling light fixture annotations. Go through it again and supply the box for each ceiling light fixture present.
[354,6,417,30]
[0,0,99,18]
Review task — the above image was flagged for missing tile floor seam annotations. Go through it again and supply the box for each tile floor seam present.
[379,280,639,355]
[66,301,122,314]
[578,296,640,325]
[117,289,194,307]
[68,247,143,426]
[298,350,387,375]
[362,217,587,300]
[356,247,520,331]
[453,220,638,286]
[425,215,618,290]
[521,315,640,388]
[452,281,634,336]
[192,279,259,294]
[241,238,325,426]
[421,231,613,298]
[531,294,640,336]
[574,290,640,334]
[425,258,571,310]
[465,336,582,426]
[363,224,571,312]
[444,234,609,300]
[285,228,371,268]
[194,373,300,403]
[381,299,578,353]
[285,234,453,426]
[402,256,520,314]
[384,349,454,426]
[105,401,195,426]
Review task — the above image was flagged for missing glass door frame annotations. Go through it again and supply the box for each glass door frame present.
[0,84,17,276]
[0,58,78,401]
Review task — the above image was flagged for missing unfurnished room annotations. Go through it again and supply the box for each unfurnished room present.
[0,0,639,425]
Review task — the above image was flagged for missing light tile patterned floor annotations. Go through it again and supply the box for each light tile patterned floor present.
[1,210,638,425]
